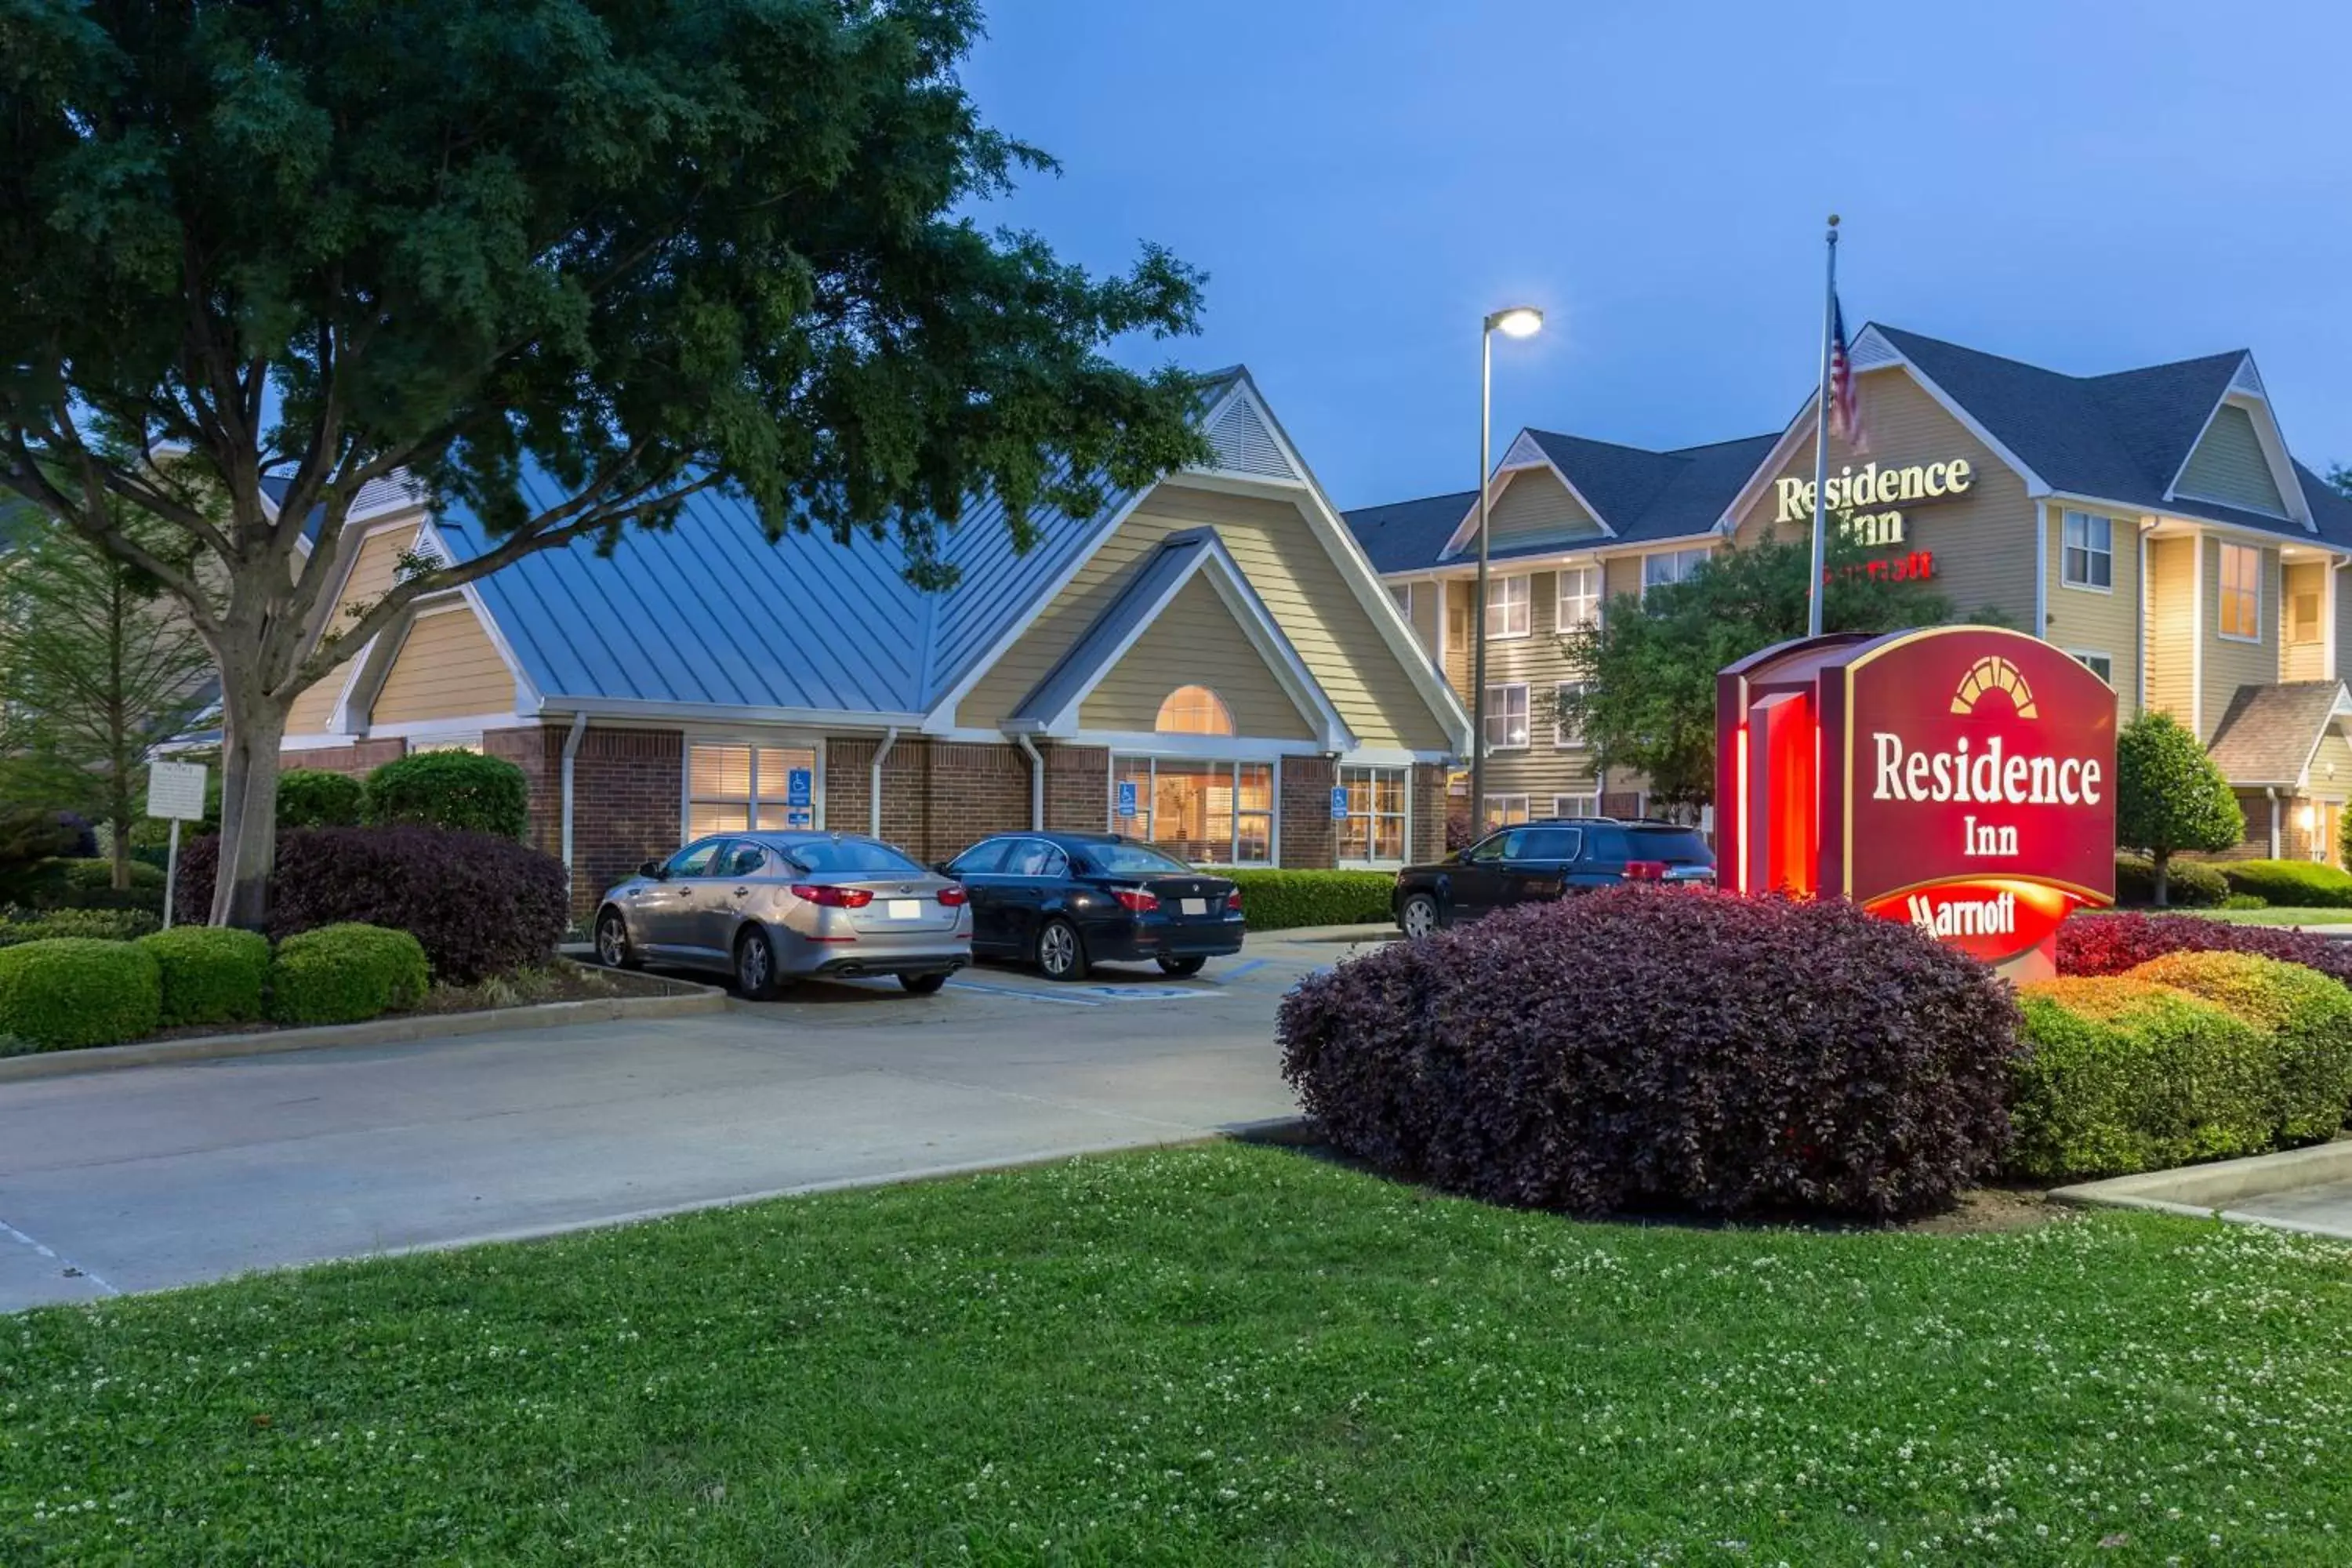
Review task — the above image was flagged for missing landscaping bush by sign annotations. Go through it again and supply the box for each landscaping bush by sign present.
[1221,869,1393,931]
[2060,912,2352,989]
[274,769,368,829]
[0,937,163,1051]
[0,908,161,948]
[269,924,430,1026]
[136,927,272,1029]
[2214,858,2352,909]
[2129,950,2352,1142]
[176,826,568,984]
[1277,888,2018,1219]
[364,752,530,839]
[2113,853,2227,909]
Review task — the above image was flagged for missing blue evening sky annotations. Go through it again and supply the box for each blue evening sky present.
[964,0,2352,512]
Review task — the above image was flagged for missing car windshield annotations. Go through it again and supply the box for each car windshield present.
[1080,841,1192,876]
[782,839,925,875]
[1622,826,1713,865]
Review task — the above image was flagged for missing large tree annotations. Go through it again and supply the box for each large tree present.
[2114,710,2241,906]
[1557,532,1972,809]
[0,492,216,888]
[0,0,1209,925]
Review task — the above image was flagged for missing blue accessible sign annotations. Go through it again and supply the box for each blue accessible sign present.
[786,768,813,808]
[1328,785,1348,820]
[1116,780,1138,819]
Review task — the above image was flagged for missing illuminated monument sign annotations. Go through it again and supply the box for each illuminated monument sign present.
[1715,626,2117,978]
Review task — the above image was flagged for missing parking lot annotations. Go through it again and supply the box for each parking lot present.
[0,934,1381,1313]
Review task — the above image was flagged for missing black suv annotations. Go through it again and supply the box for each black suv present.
[1392,818,1715,936]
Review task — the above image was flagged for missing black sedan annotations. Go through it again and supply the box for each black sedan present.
[940,832,1245,981]
[1392,818,1715,936]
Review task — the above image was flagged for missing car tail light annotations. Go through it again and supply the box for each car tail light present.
[1623,860,1667,883]
[1225,889,1243,912]
[792,884,874,908]
[1112,888,1160,913]
[936,886,968,907]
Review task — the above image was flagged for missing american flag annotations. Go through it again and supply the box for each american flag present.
[1828,298,1867,452]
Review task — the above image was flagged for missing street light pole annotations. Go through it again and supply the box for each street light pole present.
[1470,306,1543,833]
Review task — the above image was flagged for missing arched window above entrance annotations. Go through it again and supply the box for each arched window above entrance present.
[1156,684,1234,736]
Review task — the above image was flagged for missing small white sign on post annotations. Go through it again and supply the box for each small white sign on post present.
[146,760,209,931]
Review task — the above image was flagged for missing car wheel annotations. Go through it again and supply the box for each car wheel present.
[1399,893,1441,939]
[898,972,949,996]
[1035,917,1089,982]
[595,908,641,970]
[734,925,788,1000]
[1156,954,1207,977]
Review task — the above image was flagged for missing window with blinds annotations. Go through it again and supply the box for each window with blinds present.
[687,743,818,837]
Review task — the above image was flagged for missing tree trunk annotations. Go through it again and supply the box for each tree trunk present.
[2152,848,2171,908]
[209,673,289,930]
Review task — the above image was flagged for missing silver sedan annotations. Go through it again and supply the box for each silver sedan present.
[593,831,972,997]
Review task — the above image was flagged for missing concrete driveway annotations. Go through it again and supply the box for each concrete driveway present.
[0,935,1373,1312]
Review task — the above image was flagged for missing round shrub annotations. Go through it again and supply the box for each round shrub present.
[1218,869,1393,931]
[2128,950,2352,1143]
[175,826,567,984]
[275,768,368,829]
[2113,853,2227,908]
[2216,858,2352,909]
[365,751,529,838]
[136,926,272,1028]
[2010,977,2277,1181]
[269,924,430,1026]
[0,908,162,948]
[2060,911,2352,990]
[1276,889,2020,1220]
[0,938,162,1051]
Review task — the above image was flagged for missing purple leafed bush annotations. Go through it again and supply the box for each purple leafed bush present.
[1276,888,2021,1220]
[2060,912,2352,989]
[175,826,568,984]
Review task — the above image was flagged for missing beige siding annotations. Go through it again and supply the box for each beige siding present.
[1443,579,1471,695]
[1076,575,1315,739]
[2146,535,2197,724]
[2283,561,2329,682]
[2201,536,2281,742]
[2178,404,2288,517]
[1406,578,1440,665]
[369,606,520,725]
[285,523,422,735]
[2338,564,2352,684]
[1482,466,1603,550]
[1602,554,1645,609]
[955,481,1452,751]
[2045,506,2140,720]
[1450,566,1604,803]
[2312,730,2352,796]
[1730,370,2036,625]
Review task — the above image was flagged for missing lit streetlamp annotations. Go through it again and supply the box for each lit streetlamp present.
[1470,305,1544,830]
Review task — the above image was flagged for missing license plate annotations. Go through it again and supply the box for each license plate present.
[887,898,924,920]
[1180,897,1207,916]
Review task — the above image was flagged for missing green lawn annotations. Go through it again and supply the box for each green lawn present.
[5,1146,2351,1565]
[2190,906,2352,926]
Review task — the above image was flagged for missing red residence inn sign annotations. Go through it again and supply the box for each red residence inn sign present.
[1715,626,2116,979]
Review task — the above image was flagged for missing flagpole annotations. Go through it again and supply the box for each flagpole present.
[1806,214,1839,638]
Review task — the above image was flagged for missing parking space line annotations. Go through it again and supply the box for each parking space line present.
[944,978,1104,1007]
[1201,958,1269,985]
[1,1214,119,1298]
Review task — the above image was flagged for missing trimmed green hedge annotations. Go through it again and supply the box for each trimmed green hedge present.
[269,924,430,1026]
[0,938,163,1052]
[1223,869,1395,931]
[137,927,272,1028]
[0,907,162,948]
[2216,858,2352,909]
[2132,949,2352,1143]
[276,768,368,829]
[365,752,529,838]
[2114,853,2227,908]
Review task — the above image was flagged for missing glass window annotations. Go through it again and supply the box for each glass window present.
[2292,591,2322,644]
[664,839,724,878]
[1003,840,1068,878]
[1553,681,1588,747]
[1156,686,1234,735]
[2061,511,2113,590]
[716,841,770,877]
[1483,683,1530,750]
[1485,575,1531,639]
[408,735,483,755]
[948,840,1011,877]
[1517,827,1582,861]
[786,838,924,875]
[1482,794,1530,830]
[1338,764,1407,864]
[2219,543,2262,640]
[1388,582,1414,618]
[1555,566,1600,630]
[2071,652,2114,684]
[688,742,817,837]
[1081,841,1194,875]
[1552,793,1600,819]
[1641,548,1709,597]
[1110,757,1275,866]
[1466,829,1519,863]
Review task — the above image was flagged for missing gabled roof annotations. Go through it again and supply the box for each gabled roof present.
[2206,681,2352,786]
[1344,432,1777,571]
[1006,528,1349,747]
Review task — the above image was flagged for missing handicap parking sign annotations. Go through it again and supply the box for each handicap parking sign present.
[787,768,813,808]
[1329,785,1348,820]
[1116,779,1138,818]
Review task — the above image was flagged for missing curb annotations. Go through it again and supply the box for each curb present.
[1254,923,1397,946]
[0,981,728,1084]
[2051,1138,2352,1234]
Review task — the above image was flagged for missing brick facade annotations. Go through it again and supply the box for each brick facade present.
[281,738,405,778]
[823,735,1068,864]
[564,728,684,918]
[1279,754,1338,869]
[1410,763,1450,864]
[1045,745,1112,833]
